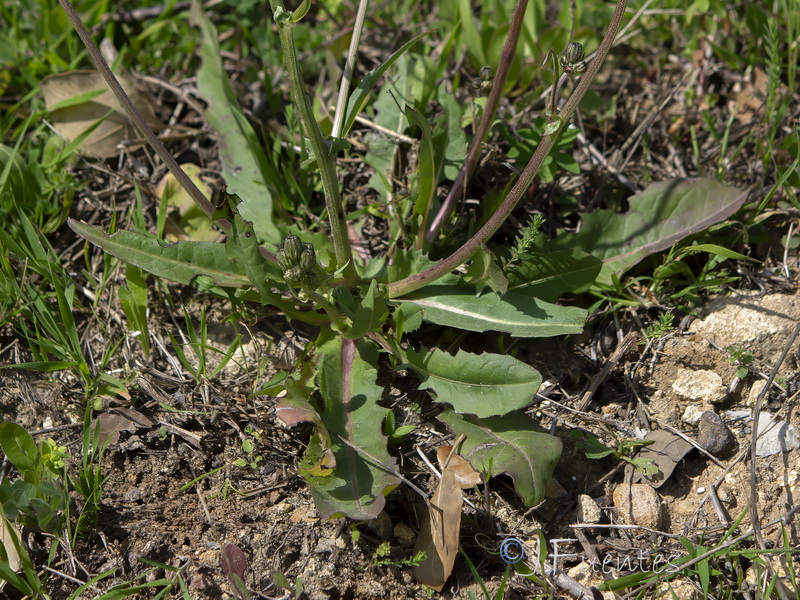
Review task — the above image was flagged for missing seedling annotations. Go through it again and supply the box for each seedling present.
[572,431,658,478]
[728,345,754,379]
[373,542,427,568]
[645,312,675,339]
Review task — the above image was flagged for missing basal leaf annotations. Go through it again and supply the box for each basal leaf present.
[305,336,400,520]
[505,249,602,302]
[405,347,541,417]
[552,178,749,285]
[190,0,281,244]
[438,409,561,506]
[68,220,249,288]
[396,286,586,337]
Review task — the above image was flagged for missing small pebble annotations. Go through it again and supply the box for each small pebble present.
[613,483,663,529]
[697,411,736,456]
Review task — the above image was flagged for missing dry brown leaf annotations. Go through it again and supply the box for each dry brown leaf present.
[95,407,155,445]
[729,68,786,124]
[545,477,567,498]
[435,446,482,489]
[40,70,163,158]
[412,467,463,591]
[633,429,694,488]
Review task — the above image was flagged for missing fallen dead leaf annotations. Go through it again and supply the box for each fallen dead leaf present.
[633,429,694,488]
[413,465,464,591]
[436,446,482,489]
[41,70,163,158]
[95,407,155,445]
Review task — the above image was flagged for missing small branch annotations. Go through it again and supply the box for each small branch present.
[388,0,629,298]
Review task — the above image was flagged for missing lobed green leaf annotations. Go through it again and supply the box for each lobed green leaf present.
[405,346,541,417]
[68,220,249,288]
[438,409,561,507]
[551,178,749,285]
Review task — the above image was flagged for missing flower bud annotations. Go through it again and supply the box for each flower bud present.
[560,42,586,76]
[480,66,494,82]
[280,235,304,268]
[300,247,316,271]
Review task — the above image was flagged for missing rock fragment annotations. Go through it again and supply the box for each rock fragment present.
[755,413,800,457]
[613,483,662,529]
[672,368,727,404]
[697,411,735,456]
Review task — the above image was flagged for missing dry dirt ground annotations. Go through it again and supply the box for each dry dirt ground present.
[2,283,799,599]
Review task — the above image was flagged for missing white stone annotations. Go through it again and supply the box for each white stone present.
[672,368,727,404]
[755,413,800,457]
[576,494,602,524]
[682,403,713,425]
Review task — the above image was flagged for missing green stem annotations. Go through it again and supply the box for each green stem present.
[269,0,356,284]
[305,290,348,333]
[388,0,628,299]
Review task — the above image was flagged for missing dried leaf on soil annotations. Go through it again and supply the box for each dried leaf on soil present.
[412,466,463,590]
[40,70,163,158]
[436,446,482,489]
[633,429,694,488]
[95,408,155,445]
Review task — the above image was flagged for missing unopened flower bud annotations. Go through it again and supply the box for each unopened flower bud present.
[280,235,304,268]
[560,42,586,77]
[300,247,316,271]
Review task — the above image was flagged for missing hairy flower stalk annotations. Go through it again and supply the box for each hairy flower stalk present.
[269,0,357,285]
[388,0,629,299]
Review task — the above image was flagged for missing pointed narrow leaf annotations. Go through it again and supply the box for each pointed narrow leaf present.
[396,286,586,337]
[190,1,280,244]
[68,220,249,288]
[438,409,561,506]
[405,346,541,417]
[405,105,436,219]
[305,336,400,519]
[552,178,749,284]
[341,31,432,138]
[344,280,389,339]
